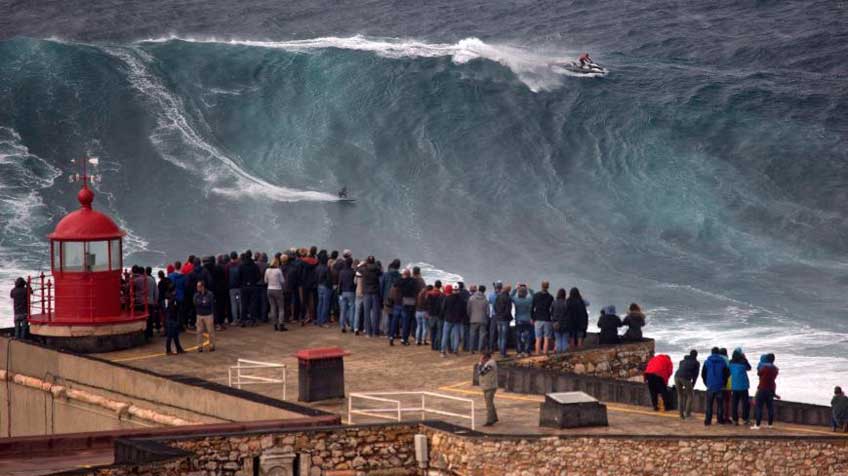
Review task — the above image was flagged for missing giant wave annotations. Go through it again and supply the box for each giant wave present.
[0,34,846,404]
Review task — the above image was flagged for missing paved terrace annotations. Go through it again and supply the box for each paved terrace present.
[98,323,836,438]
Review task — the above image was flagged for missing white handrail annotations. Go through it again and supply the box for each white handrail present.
[227,358,287,400]
[348,391,475,430]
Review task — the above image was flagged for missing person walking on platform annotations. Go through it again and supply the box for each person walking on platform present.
[164,288,184,355]
[477,352,499,427]
[674,350,700,419]
[193,280,216,352]
[644,354,673,411]
[702,347,730,426]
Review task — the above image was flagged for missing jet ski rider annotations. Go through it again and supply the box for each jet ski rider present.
[578,53,592,66]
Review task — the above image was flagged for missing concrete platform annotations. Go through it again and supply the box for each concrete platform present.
[97,323,837,438]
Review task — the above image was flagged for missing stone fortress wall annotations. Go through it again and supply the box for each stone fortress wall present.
[61,422,848,476]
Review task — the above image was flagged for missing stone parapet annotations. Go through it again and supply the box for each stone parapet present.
[507,338,654,379]
[424,427,848,476]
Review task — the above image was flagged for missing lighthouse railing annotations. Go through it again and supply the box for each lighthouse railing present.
[26,272,55,321]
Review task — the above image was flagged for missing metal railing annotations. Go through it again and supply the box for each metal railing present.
[348,391,475,430]
[27,272,53,318]
[227,359,288,400]
[26,269,151,321]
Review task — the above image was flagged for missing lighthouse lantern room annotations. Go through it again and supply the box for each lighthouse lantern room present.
[27,158,148,353]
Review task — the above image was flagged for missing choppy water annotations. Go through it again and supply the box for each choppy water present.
[1,0,846,404]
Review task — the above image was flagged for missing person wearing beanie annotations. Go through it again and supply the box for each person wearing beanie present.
[674,350,700,420]
[441,284,467,357]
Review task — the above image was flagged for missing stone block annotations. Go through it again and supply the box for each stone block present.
[539,392,608,429]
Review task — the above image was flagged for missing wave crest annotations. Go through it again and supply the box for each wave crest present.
[138,35,595,92]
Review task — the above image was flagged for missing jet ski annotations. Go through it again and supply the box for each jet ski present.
[551,61,607,76]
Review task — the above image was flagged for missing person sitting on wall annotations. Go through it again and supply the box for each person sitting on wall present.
[597,305,622,345]
[622,303,646,340]
[832,386,848,432]
[644,353,674,411]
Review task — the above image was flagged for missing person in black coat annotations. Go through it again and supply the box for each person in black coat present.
[164,289,185,355]
[564,287,588,349]
[531,282,554,354]
[597,305,623,345]
[238,250,262,326]
[212,256,228,329]
[11,277,31,339]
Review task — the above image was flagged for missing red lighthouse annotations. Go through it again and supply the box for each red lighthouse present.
[27,159,148,353]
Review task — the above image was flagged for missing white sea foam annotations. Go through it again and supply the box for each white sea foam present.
[0,127,62,322]
[137,35,596,92]
[102,46,338,203]
[407,262,464,287]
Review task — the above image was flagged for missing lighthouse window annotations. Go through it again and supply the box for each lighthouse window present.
[88,241,109,272]
[52,241,60,271]
[61,242,85,272]
[110,239,122,270]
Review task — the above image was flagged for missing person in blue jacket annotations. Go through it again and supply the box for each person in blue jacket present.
[702,347,730,426]
[729,348,752,425]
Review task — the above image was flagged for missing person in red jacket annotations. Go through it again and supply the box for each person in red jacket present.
[751,353,780,429]
[644,354,674,411]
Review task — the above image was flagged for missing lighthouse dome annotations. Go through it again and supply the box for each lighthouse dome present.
[48,187,125,240]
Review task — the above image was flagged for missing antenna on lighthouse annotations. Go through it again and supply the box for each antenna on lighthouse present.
[68,157,102,186]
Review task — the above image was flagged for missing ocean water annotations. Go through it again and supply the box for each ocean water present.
[0,0,846,404]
